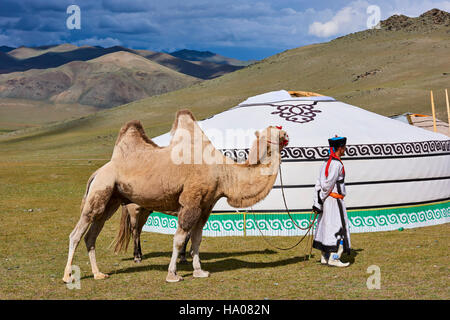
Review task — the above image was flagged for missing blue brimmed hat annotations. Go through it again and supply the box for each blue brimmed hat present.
[328,136,347,148]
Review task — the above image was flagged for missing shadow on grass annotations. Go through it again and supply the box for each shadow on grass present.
[121,248,277,262]
[82,250,315,280]
[341,248,363,264]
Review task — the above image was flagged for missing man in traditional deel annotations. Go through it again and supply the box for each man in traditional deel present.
[312,136,351,267]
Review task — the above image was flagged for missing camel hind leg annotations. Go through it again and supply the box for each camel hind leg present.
[84,197,121,279]
[62,163,116,283]
[132,206,152,263]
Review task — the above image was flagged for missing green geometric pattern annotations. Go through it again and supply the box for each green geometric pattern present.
[142,200,449,237]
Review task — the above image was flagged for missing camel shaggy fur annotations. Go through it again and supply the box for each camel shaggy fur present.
[62,109,288,283]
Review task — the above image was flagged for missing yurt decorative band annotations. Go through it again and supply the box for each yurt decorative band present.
[142,200,450,237]
[220,140,450,162]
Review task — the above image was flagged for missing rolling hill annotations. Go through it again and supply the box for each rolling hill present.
[0,45,137,74]
[7,44,79,60]
[0,44,246,130]
[0,51,200,109]
[0,46,15,53]
[1,9,449,161]
[0,45,246,80]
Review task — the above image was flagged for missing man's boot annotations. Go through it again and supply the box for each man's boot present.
[320,251,329,264]
[327,252,350,267]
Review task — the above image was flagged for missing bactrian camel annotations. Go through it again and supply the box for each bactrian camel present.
[62,109,289,283]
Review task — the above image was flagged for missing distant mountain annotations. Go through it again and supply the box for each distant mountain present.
[0,52,23,73]
[1,44,247,80]
[8,44,78,59]
[0,45,137,74]
[170,49,252,67]
[134,49,242,79]
[0,51,200,108]
[0,46,15,53]
[7,46,40,59]
[0,43,253,130]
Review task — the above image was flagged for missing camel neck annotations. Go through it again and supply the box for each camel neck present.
[220,151,281,208]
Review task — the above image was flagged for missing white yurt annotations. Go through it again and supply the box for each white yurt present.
[143,90,450,237]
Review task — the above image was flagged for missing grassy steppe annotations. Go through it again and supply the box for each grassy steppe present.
[0,159,448,299]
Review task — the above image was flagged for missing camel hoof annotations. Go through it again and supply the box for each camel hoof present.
[193,269,210,278]
[94,272,109,280]
[179,256,188,264]
[166,273,183,283]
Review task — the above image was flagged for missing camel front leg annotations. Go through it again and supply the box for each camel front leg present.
[168,194,202,282]
[166,227,189,282]
[191,220,209,278]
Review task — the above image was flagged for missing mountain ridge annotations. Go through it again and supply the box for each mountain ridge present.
[170,49,252,67]
[381,8,450,31]
[1,9,449,155]
[0,50,200,109]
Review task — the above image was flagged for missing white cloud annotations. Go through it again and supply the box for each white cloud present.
[75,37,122,47]
[308,0,450,38]
[308,1,369,38]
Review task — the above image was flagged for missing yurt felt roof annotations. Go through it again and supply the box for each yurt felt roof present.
[152,90,449,149]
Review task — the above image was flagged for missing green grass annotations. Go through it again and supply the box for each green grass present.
[0,159,448,299]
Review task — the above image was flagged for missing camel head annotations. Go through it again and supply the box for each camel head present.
[269,125,289,149]
[248,126,289,164]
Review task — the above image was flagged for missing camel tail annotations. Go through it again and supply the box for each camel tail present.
[110,205,132,254]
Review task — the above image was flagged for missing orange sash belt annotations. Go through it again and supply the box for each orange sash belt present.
[329,192,344,199]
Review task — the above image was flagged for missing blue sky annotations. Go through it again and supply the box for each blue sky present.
[0,0,449,60]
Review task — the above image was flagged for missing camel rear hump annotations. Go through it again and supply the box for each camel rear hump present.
[170,109,197,136]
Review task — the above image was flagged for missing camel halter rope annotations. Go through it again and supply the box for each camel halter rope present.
[250,162,317,255]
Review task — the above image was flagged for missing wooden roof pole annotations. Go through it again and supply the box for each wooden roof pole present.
[430,90,437,133]
[445,89,450,136]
